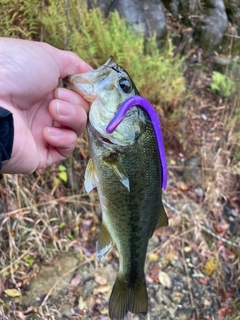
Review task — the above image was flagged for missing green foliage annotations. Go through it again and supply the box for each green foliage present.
[0,0,40,39]
[23,255,34,266]
[211,57,240,98]
[211,71,235,97]
[57,165,68,183]
[65,6,186,106]
[0,0,185,108]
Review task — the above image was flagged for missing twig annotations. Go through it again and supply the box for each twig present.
[162,198,239,248]
[181,244,196,310]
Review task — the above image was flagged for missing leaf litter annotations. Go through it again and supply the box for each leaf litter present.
[0,20,240,320]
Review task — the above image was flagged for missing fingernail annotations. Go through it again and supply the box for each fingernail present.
[56,101,74,117]
[46,127,64,137]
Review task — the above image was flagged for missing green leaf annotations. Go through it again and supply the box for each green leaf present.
[58,165,67,172]
[58,171,67,182]
[24,256,34,266]
[54,177,61,186]
[59,222,65,229]
[5,289,21,298]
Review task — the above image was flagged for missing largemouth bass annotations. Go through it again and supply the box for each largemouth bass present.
[63,56,168,320]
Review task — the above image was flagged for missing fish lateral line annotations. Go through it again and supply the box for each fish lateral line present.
[106,96,168,189]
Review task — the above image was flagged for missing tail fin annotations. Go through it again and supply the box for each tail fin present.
[109,276,148,320]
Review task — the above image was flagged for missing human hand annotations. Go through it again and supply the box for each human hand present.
[0,37,91,174]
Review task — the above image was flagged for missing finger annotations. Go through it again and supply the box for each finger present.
[54,87,90,113]
[55,49,92,78]
[42,127,77,166]
[49,99,88,136]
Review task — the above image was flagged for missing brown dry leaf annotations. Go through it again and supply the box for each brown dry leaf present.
[93,285,111,295]
[165,249,179,262]
[168,215,181,228]
[150,263,160,282]
[13,311,26,320]
[158,271,172,288]
[196,276,208,285]
[86,295,96,311]
[78,295,86,311]
[70,274,82,287]
[24,306,38,315]
[179,181,188,191]
[213,222,229,233]
[94,273,107,286]
[4,289,21,297]
[101,308,109,315]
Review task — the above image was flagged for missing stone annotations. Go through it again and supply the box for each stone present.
[193,0,228,51]
[88,0,166,41]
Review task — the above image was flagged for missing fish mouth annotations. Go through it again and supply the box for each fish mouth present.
[101,136,114,144]
[62,76,70,88]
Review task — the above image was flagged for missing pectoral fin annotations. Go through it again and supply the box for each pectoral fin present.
[104,155,130,191]
[96,223,114,262]
[84,158,98,193]
[155,203,168,229]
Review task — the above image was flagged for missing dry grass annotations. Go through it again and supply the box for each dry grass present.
[0,1,240,319]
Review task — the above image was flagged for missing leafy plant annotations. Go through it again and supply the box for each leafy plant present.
[211,71,236,97]
[0,0,185,109]
[54,164,68,186]
[0,0,40,38]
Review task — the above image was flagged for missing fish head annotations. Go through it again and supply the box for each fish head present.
[63,56,146,146]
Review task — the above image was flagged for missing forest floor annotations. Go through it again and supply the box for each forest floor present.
[0,8,240,320]
[0,47,239,320]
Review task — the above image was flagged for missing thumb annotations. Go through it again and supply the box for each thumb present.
[55,49,92,79]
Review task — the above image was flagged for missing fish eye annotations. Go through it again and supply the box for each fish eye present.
[119,78,132,94]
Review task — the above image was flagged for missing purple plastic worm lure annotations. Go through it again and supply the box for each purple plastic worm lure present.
[106,96,168,189]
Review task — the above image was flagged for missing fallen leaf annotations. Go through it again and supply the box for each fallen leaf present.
[95,274,107,286]
[150,263,160,282]
[93,285,111,294]
[13,311,26,320]
[205,257,217,276]
[101,307,109,315]
[179,182,188,191]
[158,271,172,288]
[78,295,85,310]
[69,274,82,289]
[148,253,159,261]
[4,289,21,297]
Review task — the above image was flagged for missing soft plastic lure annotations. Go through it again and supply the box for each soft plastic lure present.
[106,96,168,189]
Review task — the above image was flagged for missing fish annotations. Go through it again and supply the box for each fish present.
[63,56,168,320]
